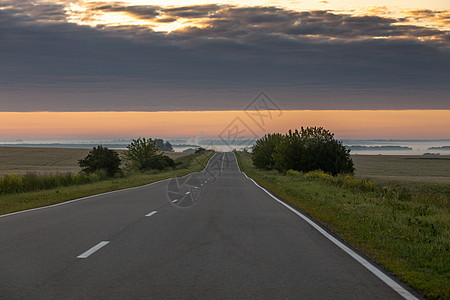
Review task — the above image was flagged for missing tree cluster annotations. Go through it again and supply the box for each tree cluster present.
[155,139,174,152]
[252,127,354,176]
[78,138,175,176]
[78,146,121,176]
[124,138,175,171]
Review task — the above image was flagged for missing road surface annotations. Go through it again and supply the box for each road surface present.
[0,153,420,299]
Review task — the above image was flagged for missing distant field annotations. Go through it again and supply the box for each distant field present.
[2,148,450,184]
[0,147,187,175]
[352,154,450,183]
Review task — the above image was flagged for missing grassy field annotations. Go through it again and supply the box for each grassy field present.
[352,155,450,198]
[352,155,450,183]
[0,149,212,215]
[0,146,187,175]
[236,152,449,300]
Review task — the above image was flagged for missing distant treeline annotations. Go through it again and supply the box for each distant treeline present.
[154,139,173,152]
[172,144,200,148]
[0,139,174,152]
[347,145,412,151]
[0,144,129,149]
[428,146,450,150]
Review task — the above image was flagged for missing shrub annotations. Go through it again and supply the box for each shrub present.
[304,170,334,181]
[125,138,175,171]
[275,127,354,175]
[0,170,111,195]
[332,175,378,192]
[195,147,206,154]
[155,138,174,152]
[252,133,284,169]
[253,127,354,176]
[286,169,302,177]
[78,146,121,176]
[0,174,24,194]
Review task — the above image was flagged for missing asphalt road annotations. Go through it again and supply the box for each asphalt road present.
[0,153,420,299]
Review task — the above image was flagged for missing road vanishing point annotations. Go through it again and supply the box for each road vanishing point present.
[0,153,421,299]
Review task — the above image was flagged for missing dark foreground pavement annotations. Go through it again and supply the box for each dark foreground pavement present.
[0,153,420,299]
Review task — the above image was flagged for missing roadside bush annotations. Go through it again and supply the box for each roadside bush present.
[253,127,354,175]
[252,133,284,169]
[0,171,108,195]
[146,154,176,170]
[301,170,378,192]
[195,147,206,154]
[0,174,24,194]
[304,170,334,182]
[334,174,378,192]
[286,169,302,177]
[78,146,121,176]
[275,127,354,175]
[125,137,175,171]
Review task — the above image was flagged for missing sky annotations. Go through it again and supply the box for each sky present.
[0,0,449,139]
[0,111,449,140]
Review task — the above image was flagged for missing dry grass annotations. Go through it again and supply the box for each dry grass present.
[0,147,188,175]
[352,155,450,183]
[0,147,90,175]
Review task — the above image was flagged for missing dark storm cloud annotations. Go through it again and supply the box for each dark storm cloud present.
[0,0,67,23]
[0,1,449,111]
[406,9,450,26]
[92,4,160,19]
[87,4,448,42]
[163,4,222,18]
[172,7,448,41]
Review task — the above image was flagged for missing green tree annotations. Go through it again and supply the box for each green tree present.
[251,133,284,169]
[155,138,174,152]
[125,137,175,171]
[195,147,206,154]
[253,127,354,175]
[78,146,121,176]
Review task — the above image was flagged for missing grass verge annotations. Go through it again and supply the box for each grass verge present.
[0,151,214,216]
[236,152,449,300]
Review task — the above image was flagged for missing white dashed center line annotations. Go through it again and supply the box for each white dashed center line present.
[145,211,158,217]
[77,241,110,259]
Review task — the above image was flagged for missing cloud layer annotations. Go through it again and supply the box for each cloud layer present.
[0,1,449,111]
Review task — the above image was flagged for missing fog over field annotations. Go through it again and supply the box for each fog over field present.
[1,138,450,155]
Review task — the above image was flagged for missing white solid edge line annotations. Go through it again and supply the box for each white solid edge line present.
[1,153,219,219]
[203,152,218,172]
[77,241,110,259]
[145,210,158,217]
[233,152,242,173]
[233,154,418,300]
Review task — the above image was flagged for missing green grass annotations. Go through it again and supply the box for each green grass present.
[352,155,450,184]
[0,151,214,216]
[236,152,449,300]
